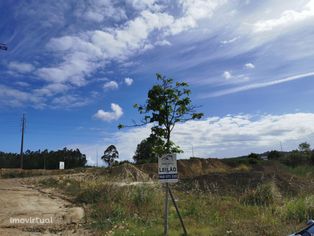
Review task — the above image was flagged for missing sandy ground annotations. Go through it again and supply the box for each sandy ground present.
[0,178,91,236]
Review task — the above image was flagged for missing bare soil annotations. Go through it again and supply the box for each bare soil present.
[0,178,91,236]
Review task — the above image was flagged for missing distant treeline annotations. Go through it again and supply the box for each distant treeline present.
[0,148,87,169]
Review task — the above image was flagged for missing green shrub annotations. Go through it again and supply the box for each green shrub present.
[281,195,314,222]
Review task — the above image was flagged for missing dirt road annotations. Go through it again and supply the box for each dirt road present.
[0,178,90,236]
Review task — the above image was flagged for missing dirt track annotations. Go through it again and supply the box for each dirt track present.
[0,178,90,236]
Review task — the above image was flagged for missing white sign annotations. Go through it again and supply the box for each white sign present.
[59,161,65,170]
[158,154,178,183]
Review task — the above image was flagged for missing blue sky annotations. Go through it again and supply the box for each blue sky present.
[1,0,314,164]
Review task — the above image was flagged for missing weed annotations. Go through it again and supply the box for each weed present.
[240,182,282,206]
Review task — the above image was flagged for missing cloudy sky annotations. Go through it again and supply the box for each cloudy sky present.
[1,0,314,164]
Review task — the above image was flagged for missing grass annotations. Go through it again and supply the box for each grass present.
[35,162,314,236]
[38,177,310,235]
[240,182,282,206]
[284,165,314,177]
[280,195,314,222]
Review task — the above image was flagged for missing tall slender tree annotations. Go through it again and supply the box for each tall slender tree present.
[101,145,119,167]
[119,73,203,154]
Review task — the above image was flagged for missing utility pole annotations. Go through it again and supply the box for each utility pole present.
[192,145,195,158]
[280,141,283,152]
[96,150,99,167]
[20,114,25,169]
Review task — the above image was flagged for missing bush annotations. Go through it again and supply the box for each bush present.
[268,150,281,160]
[283,151,309,167]
[281,195,314,222]
[240,182,282,206]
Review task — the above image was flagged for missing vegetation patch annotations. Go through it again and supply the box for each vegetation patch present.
[240,182,282,206]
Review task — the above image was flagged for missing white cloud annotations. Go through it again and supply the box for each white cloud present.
[206,71,314,98]
[127,0,161,11]
[253,0,314,32]
[74,0,127,23]
[222,71,249,83]
[0,85,44,108]
[36,53,96,86]
[124,77,134,86]
[72,112,314,163]
[94,103,123,121]
[169,0,226,35]
[8,61,35,73]
[244,63,255,69]
[52,95,90,108]
[220,36,239,44]
[35,0,227,93]
[34,83,69,96]
[223,71,232,80]
[103,81,119,90]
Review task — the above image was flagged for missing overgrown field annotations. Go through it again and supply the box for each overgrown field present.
[33,160,314,236]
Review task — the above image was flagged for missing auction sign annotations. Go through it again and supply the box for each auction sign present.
[158,154,178,183]
[59,161,65,170]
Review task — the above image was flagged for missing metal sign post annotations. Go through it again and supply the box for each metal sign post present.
[158,154,187,236]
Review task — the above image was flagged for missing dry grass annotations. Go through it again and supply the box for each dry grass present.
[35,162,314,235]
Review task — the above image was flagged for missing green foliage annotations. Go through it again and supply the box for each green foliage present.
[285,165,314,177]
[268,150,282,160]
[101,145,119,167]
[298,142,311,153]
[247,153,260,164]
[120,73,203,155]
[248,153,259,159]
[283,150,309,167]
[240,182,282,206]
[0,148,87,169]
[281,196,314,222]
[133,135,160,164]
[133,134,182,163]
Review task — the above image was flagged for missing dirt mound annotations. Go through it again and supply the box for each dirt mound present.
[177,158,231,178]
[137,158,231,179]
[110,164,151,182]
[178,165,311,197]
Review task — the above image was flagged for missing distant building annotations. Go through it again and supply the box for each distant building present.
[260,155,268,161]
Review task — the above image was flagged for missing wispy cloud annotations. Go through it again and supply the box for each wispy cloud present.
[253,0,314,33]
[8,61,35,73]
[220,36,239,44]
[222,71,250,84]
[32,0,226,97]
[0,85,45,108]
[202,72,314,98]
